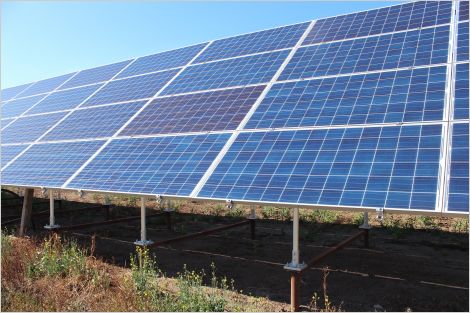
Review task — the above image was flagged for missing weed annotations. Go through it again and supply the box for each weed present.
[278,208,292,221]
[308,267,342,312]
[352,213,364,226]
[417,216,439,230]
[261,207,276,219]
[451,219,469,233]
[127,196,139,207]
[310,210,338,224]
[227,207,245,218]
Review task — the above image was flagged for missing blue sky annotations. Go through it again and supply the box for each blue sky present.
[2,1,399,88]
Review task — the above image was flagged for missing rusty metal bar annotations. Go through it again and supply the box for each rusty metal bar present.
[290,271,301,312]
[303,229,366,270]
[54,212,163,231]
[150,219,250,247]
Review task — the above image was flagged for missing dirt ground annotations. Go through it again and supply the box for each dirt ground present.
[2,189,469,312]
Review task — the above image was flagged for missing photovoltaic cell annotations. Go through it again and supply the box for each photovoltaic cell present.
[199,125,442,211]
[460,0,469,21]
[1,145,28,166]
[117,43,208,79]
[1,140,105,188]
[27,83,104,115]
[195,22,309,63]
[454,63,469,120]
[42,101,146,141]
[83,69,179,107]
[19,72,76,97]
[247,66,446,129]
[121,85,266,136]
[59,60,132,90]
[162,50,289,95]
[1,94,48,119]
[457,22,469,61]
[281,25,449,81]
[447,123,469,212]
[303,1,452,45]
[67,133,230,196]
[1,112,67,144]
[1,83,33,101]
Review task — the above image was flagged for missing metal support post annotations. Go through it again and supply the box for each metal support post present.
[164,199,175,231]
[359,211,371,248]
[248,205,256,240]
[44,190,60,230]
[290,271,301,312]
[135,196,154,246]
[104,196,111,220]
[19,188,34,236]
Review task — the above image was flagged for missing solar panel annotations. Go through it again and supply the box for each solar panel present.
[454,63,469,120]
[1,83,34,101]
[457,22,469,61]
[42,100,146,141]
[1,145,28,166]
[83,69,179,106]
[162,50,289,95]
[19,72,76,98]
[195,22,309,63]
[460,0,469,21]
[67,133,230,196]
[199,124,442,211]
[281,25,449,81]
[120,86,266,136]
[26,83,104,115]
[59,60,132,90]
[1,94,48,119]
[447,123,469,212]
[1,112,67,144]
[1,140,105,188]
[246,66,446,130]
[303,1,452,45]
[117,43,208,79]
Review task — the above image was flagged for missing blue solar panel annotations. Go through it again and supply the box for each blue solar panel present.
[121,86,265,136]
[26,83,103,115]
[42,100,146,141]
[199,124,442,211]
[457,22,469,61]
[1,140,105,188]
[281,25,449,81]
[247,66,446,129]
[19,72,76,97]
[460,0,469,21]
[1,94,48,119]
[1,83,33,101]
[1,145,28,166]
[303,1,452,45]
[83,69,178,107]
[117,43,208,79]
[1,112,67,144]
[59,60,132,90]
[447,123,469,212]
[454,63,469,120]
[195,22,310,63]
[67,133,230,196]
[162,50,289,96]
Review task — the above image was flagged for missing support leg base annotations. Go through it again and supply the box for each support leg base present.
[134,239,154,246]
[284,262,307,272]
[44,224,60,230]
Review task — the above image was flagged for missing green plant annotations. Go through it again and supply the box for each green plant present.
[261,207,276,219]
[310,210,338,224]
[127,196,139,207]
[308,267,341,312]
[352,213,364,226]
[227,207,244,218]
[417,216,439,230]
[278,207,291,221]
[130,246,160,295]
[1,230,13,260]
[451,219,469,233]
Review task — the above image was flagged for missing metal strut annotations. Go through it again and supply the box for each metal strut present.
[135,196,154,246]
[44,189,60,230]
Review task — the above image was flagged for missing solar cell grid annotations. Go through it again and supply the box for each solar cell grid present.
[162,50,289,95]
[281,25,449,81]
[454,63,469,120]
[199,124,442,211]
[117,43,208,79]
[26,83,104,115]
[195,22,309,63]
[60,60,132,90]
[457,22,469,61]
[1,94,48,119]
[121,85,266,136]
[19,72,76,98]
[447,123,469,212]
[67,133,231,196]
[246,66,447,129]
[1,112,67,144]
[1,83,33,102]
[83,69,179,107]
[302,1,452,45]
[1,141,105,188]
[1,145,28,166]
[42,100,146,141]
[460,0,469,21]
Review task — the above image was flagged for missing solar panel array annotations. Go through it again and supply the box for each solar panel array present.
[1,1,468,215]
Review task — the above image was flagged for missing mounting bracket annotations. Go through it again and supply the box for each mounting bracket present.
[376,207,384,223]
[226,199,234,209]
